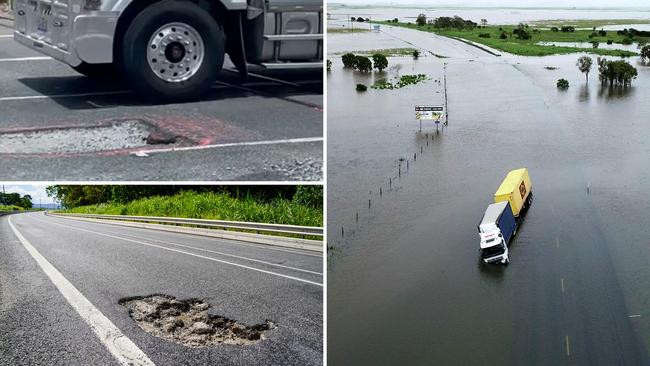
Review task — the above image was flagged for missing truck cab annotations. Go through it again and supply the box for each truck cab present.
[477,202,512,265]
[13,0,323,100]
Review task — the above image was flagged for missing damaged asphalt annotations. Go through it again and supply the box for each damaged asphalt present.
[0,212,323,365]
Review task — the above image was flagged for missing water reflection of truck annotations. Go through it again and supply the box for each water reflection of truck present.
[13,0,322,100]
[478,168,533,265]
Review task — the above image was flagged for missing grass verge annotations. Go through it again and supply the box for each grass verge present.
[328,27,370,33]
[378,22,642,57]
[58,190,323,228]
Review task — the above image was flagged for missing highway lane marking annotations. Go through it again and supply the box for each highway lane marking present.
[565,335,571,356]
[41,218,323,287]
[132,136,323,157]
[41,214,323,258]
[0,90,131,102]
[46,221,322,275]
[561,278,565,293]
[0,34,14,38]
[555,238,560,248]
[0,56,53,62]
[629,314,642,318]
[213,81,322,109]
[7,216,155,366]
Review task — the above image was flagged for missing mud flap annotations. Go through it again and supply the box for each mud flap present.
[224,12,248,77]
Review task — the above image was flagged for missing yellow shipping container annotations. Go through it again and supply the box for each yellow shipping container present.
[494,168,532,217]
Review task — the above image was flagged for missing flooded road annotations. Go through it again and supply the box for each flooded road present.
[328,23,650,365]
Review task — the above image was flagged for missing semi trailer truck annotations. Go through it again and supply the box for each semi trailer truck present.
[478,168,533,264]
[13,0,323,100]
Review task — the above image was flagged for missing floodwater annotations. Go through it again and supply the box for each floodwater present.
[537,41,640,52]
[328,6,650,25]
[328,21,650,365]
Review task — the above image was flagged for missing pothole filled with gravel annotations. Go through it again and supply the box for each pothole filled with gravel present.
[119,295,276,347]
[0,120,174,154]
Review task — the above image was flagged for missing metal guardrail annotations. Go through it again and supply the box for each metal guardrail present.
[47,212,323,238]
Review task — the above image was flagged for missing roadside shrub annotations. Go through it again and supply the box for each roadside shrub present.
[357,18,365,23]
[500,31,508,39]
[550,26,559,32]
[598,29,607,37]
[607,39,613,45]
[392,18,398,23]
[342,53,356,68]
[354,55,372,72]
[412,49,420,59]
[622,37,633,45]
[356,83,367,91]
[556,78,569,89]
[478,33,491,38]
[560,26,575,33]
[591,41,599,48]
[372,53,388,71]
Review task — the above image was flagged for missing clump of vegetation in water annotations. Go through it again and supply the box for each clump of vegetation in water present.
[412,49,420,59]
[372,74,427,90]
[556,78,569,89]
[326,60,331,72]
[640,45,650,63]
[597,58,637,86]
[356,83,368,91]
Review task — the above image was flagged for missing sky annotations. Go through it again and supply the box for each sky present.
[334,0,650,7]
[1,184,55,204]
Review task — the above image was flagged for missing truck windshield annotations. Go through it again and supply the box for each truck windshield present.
[481,244,505,259]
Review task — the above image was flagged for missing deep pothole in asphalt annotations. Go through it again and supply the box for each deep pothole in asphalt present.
[120,295,276,347]
[0,120,176,154]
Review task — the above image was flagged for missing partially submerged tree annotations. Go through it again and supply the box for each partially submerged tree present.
[412,49,420,59]
[354,55,372,72]
[372,54,388,72]
[356,83,367,91]
[640,45,650,64]
[342,53,356,68]
[480,18,488,27]
[416,13,427,26]
[326,59,332,72]
[597,57,638,86]
[576,56,593,83]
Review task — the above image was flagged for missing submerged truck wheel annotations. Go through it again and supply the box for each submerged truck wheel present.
[121,0,225,101]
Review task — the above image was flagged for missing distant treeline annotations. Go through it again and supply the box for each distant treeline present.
[46,185,322,210]
[0,192,32,209]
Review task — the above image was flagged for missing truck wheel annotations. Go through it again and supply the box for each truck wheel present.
[121,0,225,101]
[71,63,115,78]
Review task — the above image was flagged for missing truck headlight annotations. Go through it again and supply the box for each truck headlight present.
[83,0,102,11]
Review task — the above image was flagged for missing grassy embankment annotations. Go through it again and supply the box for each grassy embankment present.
[0,205,25,211]
[529,19,650,28]
[378,21,645,57]
[59,190,323,229]
[328,27,370,33]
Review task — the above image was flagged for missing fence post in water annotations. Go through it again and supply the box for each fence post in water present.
[356,211,359,222]
[380,187,382,196]
[341,226,344,237]
[389,177,392,188]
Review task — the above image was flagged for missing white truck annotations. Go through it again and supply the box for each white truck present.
[13,0,322,100]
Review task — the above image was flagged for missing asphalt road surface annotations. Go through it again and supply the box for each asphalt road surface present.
[0,212,323,365]
[0,18,323,181]
[328,24,650,365]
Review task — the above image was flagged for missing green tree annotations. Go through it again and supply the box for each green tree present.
[356,83,368,91]
[372,53,388,71]
[576,56,593,83]
[413,49,420,59]
[416,13,426,26]
[556,78,569,89]
[326,59,332,71]
[597,57,638,86]
[354,55,372,72]
[341,53,356,68]
[640,45,650,63]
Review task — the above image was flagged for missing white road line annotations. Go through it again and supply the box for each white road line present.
[565,335,571,356]
[555,238,560,248]
[629,314,642,318]
[0,90,131,102]
[0,56,53,62]
[42,217,323,287]
[44,214,322,258]
[132,136,323,157]
[7,216,155,366]
[0,34,14,38]
[561,278,565,293]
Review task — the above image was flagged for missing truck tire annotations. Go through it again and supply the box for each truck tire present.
[121,0,225,101]
[71,63,116,78]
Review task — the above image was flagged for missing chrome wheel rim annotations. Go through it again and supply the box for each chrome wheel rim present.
[147,22,205,82]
